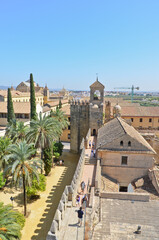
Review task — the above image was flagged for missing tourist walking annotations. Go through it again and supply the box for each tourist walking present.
[76,194,80,206]
[89,140,91,148]
[77,207,84,227]
[82,194,88,209]
[81,181,86,194]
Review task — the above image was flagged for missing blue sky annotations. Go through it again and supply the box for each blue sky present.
[0,0,159,91]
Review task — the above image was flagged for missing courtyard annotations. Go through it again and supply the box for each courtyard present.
[0,147,79,240]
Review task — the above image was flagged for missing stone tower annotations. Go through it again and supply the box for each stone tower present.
[43,84,49,104]
[89,77,105,136]
[105,101,111,122]
[70,100,90,152]
[70,77,105,153]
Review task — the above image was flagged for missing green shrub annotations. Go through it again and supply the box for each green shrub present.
[0,172,6,189]
[14,211,25,228]
[27,174,46,197]
[53,141,64,156]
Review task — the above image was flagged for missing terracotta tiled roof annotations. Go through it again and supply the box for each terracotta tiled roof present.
[97,117,156,154]
[61,105,70,115]
[116,106,159,117]
[0,90,43,97]
[45,100,69,107]
[0,102,30,114]
[90,78,105,89]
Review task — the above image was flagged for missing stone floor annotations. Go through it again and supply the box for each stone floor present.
[56,206,85,240]
[93,198,159,240]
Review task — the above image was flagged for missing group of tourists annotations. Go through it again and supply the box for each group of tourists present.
[76,181,88,227]
[89,140,96,158]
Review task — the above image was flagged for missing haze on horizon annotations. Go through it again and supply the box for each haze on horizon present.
[0,0,159,91]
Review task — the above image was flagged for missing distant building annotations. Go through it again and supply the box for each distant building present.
[0,89,44,106]
[16,79,43,93]
[60,105,71,142]
[0,102,43,126]
[105,102,159,130]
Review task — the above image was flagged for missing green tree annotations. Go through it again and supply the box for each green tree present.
[4,141,42,216]
[30,73,37,120]
[43,147,52,176]
[51,108,69,131]
[59,99,62,109]
[0,137,11,171]
[0,202,25,240]
[53,141,64,156]
[7,88,15,123]
[0,173,6,189]
[5,119,28,143]
[27,174,46,197]
[26,113,62,171]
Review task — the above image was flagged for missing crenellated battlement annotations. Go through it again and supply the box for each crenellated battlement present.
[70,100,90,106]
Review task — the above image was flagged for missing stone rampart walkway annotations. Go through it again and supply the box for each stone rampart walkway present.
[57,139,97,239]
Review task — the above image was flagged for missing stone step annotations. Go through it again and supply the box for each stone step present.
[85,158,96,165]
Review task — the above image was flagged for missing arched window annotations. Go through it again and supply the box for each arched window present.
[128,141,131,147]
[120,141,123,146]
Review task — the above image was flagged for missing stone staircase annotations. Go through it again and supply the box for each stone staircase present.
[85,157,97,165]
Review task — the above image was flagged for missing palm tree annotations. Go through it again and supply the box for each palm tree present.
[5,119,17,140]
[26,113,62,160]
[5,120,27,143]
[0,202,25,240]
[51,108,69,131]
[4,141,42,216]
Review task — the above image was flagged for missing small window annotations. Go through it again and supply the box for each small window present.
[119,186,127,192]
[149,118,152,122]
[128,141,131,147]
[68,125,70,130]
[68,134,70,139]
[131,118,133,122]
[140,118,143,122]
[121,156,128,165]
[120,141,123,146]
[68,117,71,122]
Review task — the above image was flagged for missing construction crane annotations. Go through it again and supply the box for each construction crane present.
[114,85,139,103]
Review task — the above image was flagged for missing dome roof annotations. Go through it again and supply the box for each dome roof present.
[92,104,98,109]
[114,104,121,111]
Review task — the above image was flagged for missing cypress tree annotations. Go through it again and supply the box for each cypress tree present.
[30,73,37,120]
[59,99,62,109]
[7,88,15,123]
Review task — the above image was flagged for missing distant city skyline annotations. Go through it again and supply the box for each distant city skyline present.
[0,0,159,91]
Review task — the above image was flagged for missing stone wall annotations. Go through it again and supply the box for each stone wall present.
[101,192,149,202]
[95,159,101,195]
[98,151,154,185]
[70,101,89,153]
[46,144,86,240]
[148,168,159,194]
